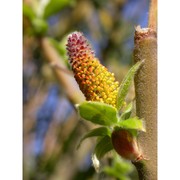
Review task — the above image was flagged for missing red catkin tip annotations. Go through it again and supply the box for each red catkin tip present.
[66,31,94,64]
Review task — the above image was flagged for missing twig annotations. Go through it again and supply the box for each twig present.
[39,37,85,105]
[49,62,73,76]
[148,0,157,30]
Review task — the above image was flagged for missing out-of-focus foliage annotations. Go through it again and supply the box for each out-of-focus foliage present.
[23,0,149,179]
[103,154,134,180]
[42,0,75,19]
[77,127,111,149]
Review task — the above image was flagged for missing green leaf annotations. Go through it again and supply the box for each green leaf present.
[77,127,111,149]
[77,101,119,126]
[32,18,48,35]
[119,117,145,132]
[113,158,133,174]
[116,61,143,110]
[43,0,74,19]
[120,102,133,120]
[94,136,113,160]
[23,4,36,21]
[103,154,133,180]
[103,167,130,180]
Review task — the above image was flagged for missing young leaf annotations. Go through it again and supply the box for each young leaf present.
[77,127,111,149]
[94,136,113,160]
[77,101,119,126]
[32,18,48,35]
[120,102,133,120]
[23,4,36,21]
[103,167,130,180]
[116,61,143,110]
[103,155,133,180]
[113,156,133,174]
[119,117,145,132]
[43,0,73,19]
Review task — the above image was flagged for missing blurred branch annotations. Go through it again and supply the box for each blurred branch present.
[39,37,85,105]
[148,0,157,31]
[49,62,73,75]
[32,37,94,180]
[28,108,95,180]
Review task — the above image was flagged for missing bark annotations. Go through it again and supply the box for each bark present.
[133,27,157,180]
[148,0,157,31]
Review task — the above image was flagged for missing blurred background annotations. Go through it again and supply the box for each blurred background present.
[23,0,149,179]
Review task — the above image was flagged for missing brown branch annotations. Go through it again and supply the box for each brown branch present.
[133,0,157,178]
[148,0,157,30]
[29,37,93,180]
[39,37,85,105]
[133,27,157,179]
[49,62,73,75]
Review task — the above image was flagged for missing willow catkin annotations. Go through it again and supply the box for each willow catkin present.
[66,32,119,107]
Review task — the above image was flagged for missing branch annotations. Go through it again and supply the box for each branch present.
[133,26,157,179]
[39,37,85,104]
[49,62,73,75]
[148,0,157,30]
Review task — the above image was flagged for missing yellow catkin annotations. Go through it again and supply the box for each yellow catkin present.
[66,32,119,107]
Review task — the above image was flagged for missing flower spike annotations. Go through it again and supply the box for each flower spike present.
[66,32,119,107]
